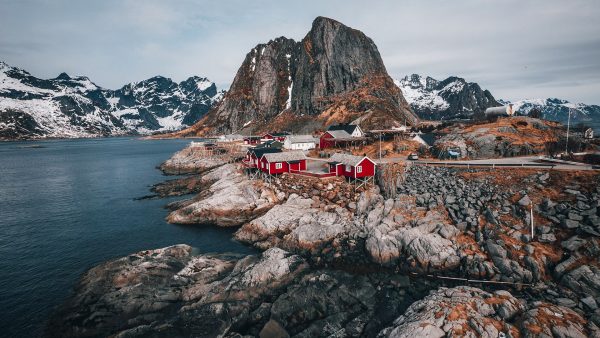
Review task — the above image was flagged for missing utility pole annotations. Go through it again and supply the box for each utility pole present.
[565,108,572,155]
[530,201,534,239]
[379,132,382,161]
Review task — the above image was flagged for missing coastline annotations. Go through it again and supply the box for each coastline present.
[46,142,600,337]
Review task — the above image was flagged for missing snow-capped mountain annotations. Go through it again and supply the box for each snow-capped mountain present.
[500,98,600,128]
[0,61,222,139]
[395,74,498,120]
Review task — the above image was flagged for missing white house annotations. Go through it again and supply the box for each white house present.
[283,135,318,151]
[326,124,364,138]
[219,134,244,142]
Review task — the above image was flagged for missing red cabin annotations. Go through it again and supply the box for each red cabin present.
[244,148,282,168]
[263,132,289,142]
[243,136,261,145]
[327,153,376,178]
[259,151,307,175]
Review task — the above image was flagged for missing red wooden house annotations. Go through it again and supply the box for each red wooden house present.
[262,132,289,142]
[243,148,282,168]
[327,153,376,179]
[243,136,262,145]
[259,151,307,175]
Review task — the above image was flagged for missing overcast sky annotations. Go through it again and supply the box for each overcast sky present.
[1,0,599,104]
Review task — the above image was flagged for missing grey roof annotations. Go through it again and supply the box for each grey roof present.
[262,151,306,162]
[324,130,352,139]
[286,135,318,143]
[327,124,360,134]
[329,153,373,167]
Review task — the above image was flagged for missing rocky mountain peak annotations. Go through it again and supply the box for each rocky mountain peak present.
[178,17,417,136]
[55,72,72,81]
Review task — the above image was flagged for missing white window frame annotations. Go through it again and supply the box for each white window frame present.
[356,165,362,173]
[275,162,283,170]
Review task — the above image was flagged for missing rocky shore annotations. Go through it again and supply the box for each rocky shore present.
[48,144,600,337]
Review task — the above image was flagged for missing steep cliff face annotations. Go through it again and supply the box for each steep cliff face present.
[199,37,297,134]
[178,17,417,136]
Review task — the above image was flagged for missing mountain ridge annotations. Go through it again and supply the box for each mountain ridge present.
[0,61,222,140]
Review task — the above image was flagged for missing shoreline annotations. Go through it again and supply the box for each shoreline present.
[46,142,600,337]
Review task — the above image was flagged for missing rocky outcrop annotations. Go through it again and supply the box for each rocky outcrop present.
[379,286,599,338]
[175,17,418,136]
[45,246,307,337]
[166,164,280,226]
[433,116,562,159]
[159,145,226,175]
[235,194,352,251]
[379,286,525,337]
[47,245,439,338]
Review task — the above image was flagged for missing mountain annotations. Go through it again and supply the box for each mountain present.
[175,17,418,137]
[395,74,498,120]
[0,61,222,140]
[500,98,600,131]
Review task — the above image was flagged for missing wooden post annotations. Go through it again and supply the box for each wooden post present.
[530,202,534,239]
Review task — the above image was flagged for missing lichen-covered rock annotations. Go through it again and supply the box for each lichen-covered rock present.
[235,194,351,251]
[159,145,226,174]
[519,303,592,338]
[362,195,460,271]
[46,247,308,338]
[166,164,279,226]
[378,286,525,338]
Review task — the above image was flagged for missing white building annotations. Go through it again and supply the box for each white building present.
[219,134,244,142]
[326,124,364,137]
[283,135,318,151]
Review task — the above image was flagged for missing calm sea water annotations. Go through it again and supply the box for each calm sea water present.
[0,137,256,337]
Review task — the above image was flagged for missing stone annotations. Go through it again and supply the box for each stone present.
[568,211,584,221]
[259,319,289,338]
[562,219,581,229]
[538,233,557,243]
[561,236,586,252]
[518,195,532,206]
[582,296,598,311]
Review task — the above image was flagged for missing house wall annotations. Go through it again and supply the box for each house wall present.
[269,161,289,174]
[354,158,375,178]
[289,160,306,172]
[352,127,363,137]
[320,132,335,149]
[285,141,316,151]
[259,157,270,172]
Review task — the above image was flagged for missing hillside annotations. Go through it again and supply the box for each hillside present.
[0,61,222,139]
[434,116,564,158]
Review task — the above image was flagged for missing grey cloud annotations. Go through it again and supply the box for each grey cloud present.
[0,0,598,104]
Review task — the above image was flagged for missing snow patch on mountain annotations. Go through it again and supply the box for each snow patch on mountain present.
[500,98,600,132]
[395,74,498,120]
[0,61,222,139]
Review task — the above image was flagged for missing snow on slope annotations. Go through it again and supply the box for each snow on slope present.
[500,98,600,132]
[0,61,222,139]
[395,74,498,120]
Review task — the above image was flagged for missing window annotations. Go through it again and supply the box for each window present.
[275,163,283,169]
[356,165,362,173]
[346,165,351,172]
